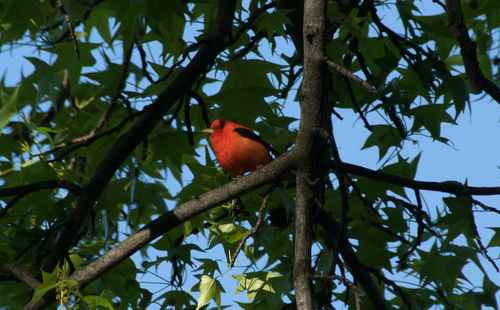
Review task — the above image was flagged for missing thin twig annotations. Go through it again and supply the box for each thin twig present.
[57,0,80,58]
[474,235,499,272]
[386,195,439,238]
[95,42,135,130]
[229,188,275,267]
[232,32,266,59]
[332,108,343,120]
[342,76,373,131]
[136,42,156,84]
[43,43,136,161]
[0,180,82,219]
[363,217,410,244]
[48,111,143,162]
[183,95,194,146]
[324,58,376,94]
[327,130,351,273]
[280,65,302,99]
[470,198,500,214]
[15,220,69,260]
[156,42,202,84]
[0,180,82,197]
[400,190,425,265]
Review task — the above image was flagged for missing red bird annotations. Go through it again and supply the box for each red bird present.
[201,119,279,177]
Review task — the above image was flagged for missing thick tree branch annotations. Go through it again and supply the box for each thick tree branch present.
[445,0,482,93]
[25,151,296,310]
[445,0,500,102]
[294,0,330,308]
[42,0,237,275]
[0,263,41,290]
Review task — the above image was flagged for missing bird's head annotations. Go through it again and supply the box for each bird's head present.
[201,119,229,137]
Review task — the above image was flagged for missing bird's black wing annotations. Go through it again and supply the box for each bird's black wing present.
[233,127,281,158]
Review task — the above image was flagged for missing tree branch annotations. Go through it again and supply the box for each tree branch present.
[57,0,80,58]
[445,0,482,93]
[25,150,296,310]
[340,161,500,196]
[445,0,500,102]
[325,58,377,94]
[0,263,41,290]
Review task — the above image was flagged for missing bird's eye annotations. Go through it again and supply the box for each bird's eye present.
[216,124,223,129]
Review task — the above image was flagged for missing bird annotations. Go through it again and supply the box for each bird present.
[201,119,280,177]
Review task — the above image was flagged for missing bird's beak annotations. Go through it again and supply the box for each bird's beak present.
[201,128,214,134]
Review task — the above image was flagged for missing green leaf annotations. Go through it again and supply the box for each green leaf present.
[440,196,475,241]
[410,104,455,139]
[419,251,467,293]
[44,42,99,86]
[33,280,78,303]
[254,9,292,40]
[0,86,19,131]
[83,295,114,310]
[439,75,470,117]
[24,57,60,103]
[194,258,220,277]
[362,125,402,159]
[85,8,114,45]
[486,227,500,247]
[197,275,221,309]
[233,272,282,300]
[156,290,196,308]
[211,59,283,123]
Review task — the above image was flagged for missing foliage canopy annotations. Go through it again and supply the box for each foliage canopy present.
[0,0,499,309]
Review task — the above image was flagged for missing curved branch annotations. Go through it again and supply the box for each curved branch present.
[25,150,296,310]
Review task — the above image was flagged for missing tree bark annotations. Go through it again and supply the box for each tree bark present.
[294,0,330,309]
